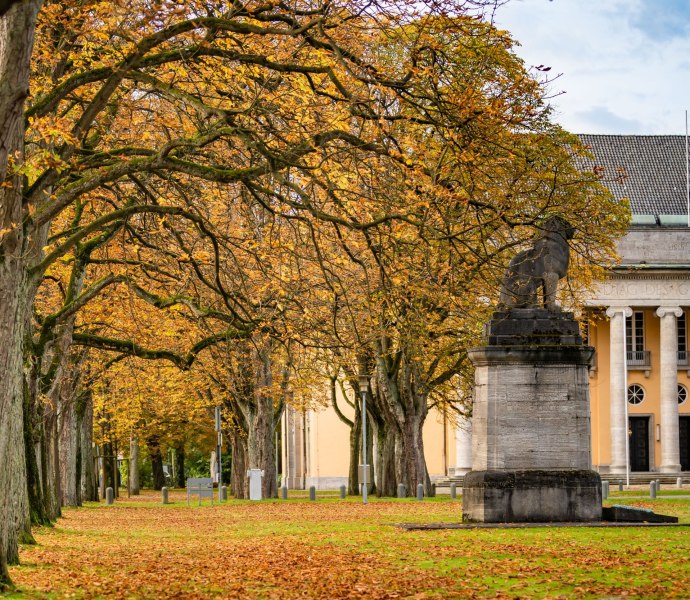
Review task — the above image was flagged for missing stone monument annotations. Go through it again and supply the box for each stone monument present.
[462,217,602,522]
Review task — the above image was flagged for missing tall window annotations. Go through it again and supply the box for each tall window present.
[626,312,644,352]
[678,311,687,354]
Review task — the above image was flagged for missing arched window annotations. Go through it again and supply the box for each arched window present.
[679,384,688,405]
[627,384,645,405]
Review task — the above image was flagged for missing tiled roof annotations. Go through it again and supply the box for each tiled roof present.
[578,134,688,216]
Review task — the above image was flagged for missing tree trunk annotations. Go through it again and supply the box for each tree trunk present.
[128,435,139,495]
[0,1,42,586]
[174,443,185,488]
[147,439,165,491]
[42,407,61,520]
[78,391,97,502]
[23,378,49,524]
[229,427,247,499]
[58,389,78,506]
[347,406,361,496]
[375,418,398,497]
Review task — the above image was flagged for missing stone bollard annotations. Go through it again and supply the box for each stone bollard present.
[656,479,661,491]
[649,481,657,499]
[430,483,436,498]
[416,483,424,501]
[161,486,169,504]
[601,480,609,500]
[618,480,624,492]
[220,485,228,501]
[678,477,683,489]
[397,483,406,498]
[309,485,316,501]
[339,485,346,499]
[281,486,288,500]
[450,482,457,499]
[106,487,114,505]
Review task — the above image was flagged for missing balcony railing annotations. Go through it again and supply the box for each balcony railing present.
[626,350,651,368]
[679,351,689,367]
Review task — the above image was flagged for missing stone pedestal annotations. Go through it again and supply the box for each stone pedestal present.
[462,309,602,523]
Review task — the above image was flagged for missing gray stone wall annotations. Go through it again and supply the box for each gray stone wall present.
[470,348,593,471]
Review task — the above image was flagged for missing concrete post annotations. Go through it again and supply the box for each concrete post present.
[657,307,683,472]
[450,482,457,499]
[602,480,609,500]
[220,485,228,501]
[678,477,683,489]
[309,485,316,501]
[416,484,424,501]
[650,481,657,498]
[161,486,168,504]
[397,483,406,498]
[606,307,632,474]
[339,485,346,499]
[106,487,114,505]
[281,486,288,500]
[618,481,624,492]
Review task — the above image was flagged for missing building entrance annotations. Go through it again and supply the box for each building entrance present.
[629,416,650,472]
[680,417,690,471]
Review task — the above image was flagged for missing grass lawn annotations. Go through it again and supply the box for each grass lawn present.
[3,489,690,598]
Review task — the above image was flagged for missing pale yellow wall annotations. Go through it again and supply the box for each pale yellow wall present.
[306,385,354,479]
[423,408,453,477]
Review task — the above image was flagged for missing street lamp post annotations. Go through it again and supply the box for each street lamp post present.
[358,369,369,505]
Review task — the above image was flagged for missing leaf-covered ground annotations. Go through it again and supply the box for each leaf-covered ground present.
[5,490,690,598]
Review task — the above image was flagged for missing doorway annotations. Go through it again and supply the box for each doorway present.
[680,417,690,471]
[629,416,650,472]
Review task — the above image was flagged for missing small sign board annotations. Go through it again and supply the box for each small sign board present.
[358,464,373,483]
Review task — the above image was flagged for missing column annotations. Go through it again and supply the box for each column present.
[656,306,683,472]
[454,415,472,475]
[606,307,632,474]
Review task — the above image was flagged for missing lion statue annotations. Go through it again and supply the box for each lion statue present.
[498,216,575,311]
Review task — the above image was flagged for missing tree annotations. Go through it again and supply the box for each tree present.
[0,0,43,588]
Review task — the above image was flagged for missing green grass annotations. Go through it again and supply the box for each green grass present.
[4,490,690,598]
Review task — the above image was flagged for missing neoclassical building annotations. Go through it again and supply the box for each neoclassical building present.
[281,134,690,489]
[581,134,690,475]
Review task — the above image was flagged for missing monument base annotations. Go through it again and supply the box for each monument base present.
[462,469,602,523]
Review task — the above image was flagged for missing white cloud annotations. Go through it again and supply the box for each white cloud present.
[493,0,690,134]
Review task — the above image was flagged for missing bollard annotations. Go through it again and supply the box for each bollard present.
[430,483,436,498]
[678,477,683,489]
[649,481,657,499]
[656,479,661,491]
[309,485,316,501]
[601,480,609,500]
[106,487,114,505]
[161,486,169,504]
[416,483,424,501]
[618,480,624,492]
[339,485,346,499]
[397,483,406,498]
[281,486,288,500]
[220,485,228,501]
[450,482,457,499]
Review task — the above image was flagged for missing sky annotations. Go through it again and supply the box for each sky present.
[492,0,690,135]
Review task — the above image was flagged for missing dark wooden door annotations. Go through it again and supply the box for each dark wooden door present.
[680,417,690,471]
[629,417,649,472]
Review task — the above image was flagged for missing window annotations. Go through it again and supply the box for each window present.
[679,312,687,364]
[626,312,644,352]
[679,312,687,352]
[679,384,688,405]
[627,384,645,405]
